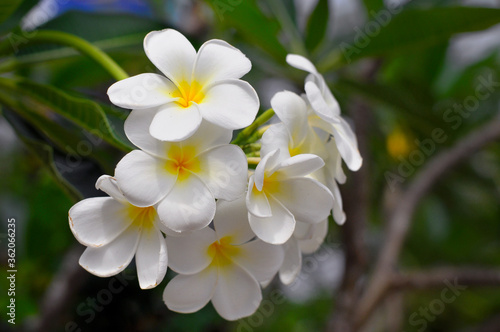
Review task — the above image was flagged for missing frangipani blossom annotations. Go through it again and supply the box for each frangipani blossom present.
[115,113,248,233]
[280,220,328,285]
[262,91,346,224]
[69,175,167,289]
[108,29,259,142]
[163,197,284,321]
[286,54,362,171]
[246,149,334,245]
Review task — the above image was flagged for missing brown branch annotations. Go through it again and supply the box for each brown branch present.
[327,100,372,332]
[354,118,500,329]
[392,268,500,290]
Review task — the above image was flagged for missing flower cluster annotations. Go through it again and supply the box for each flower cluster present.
[68,29,362,320]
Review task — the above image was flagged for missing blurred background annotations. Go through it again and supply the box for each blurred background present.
[0,0,499,331]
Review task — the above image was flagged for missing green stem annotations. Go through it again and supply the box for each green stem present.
[232,108,275,145]
[0,30,128,81]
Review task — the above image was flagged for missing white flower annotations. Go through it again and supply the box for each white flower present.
[246,149,334,245]
[68,175,167,289]
[163,197,284,321]
[262,91,346,224]
[114,113,248,233]
[286,54,362,171]
[107,29,259,142]
[280,220,328,285]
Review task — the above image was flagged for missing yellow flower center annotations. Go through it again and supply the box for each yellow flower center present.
[207,236,241,269]
[127,205,156,230]
[164,145,201,181]
[253,173,281,196]
[172,80,205,108]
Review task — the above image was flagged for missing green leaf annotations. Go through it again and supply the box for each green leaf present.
[339,6,500,63]
[204,0,287,62]
[2,109,82,202]
[362,0,385,17]
[305,0,329,52]
[0,0,24,26]
[1,77,132,152]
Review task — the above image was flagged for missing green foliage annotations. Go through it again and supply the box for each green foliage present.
[0,0,24,25]
[305,0,329,52]
[341,6,500,63]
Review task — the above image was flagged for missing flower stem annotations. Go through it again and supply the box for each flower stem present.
[0,30,129,81]
[232,108,274,145]
[247,157,261,165]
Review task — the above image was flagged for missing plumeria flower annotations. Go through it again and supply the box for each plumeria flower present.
[261,91,346,224]
[280,220,328,285]
[114,112,248,233]
[163,197,284,320]
[108,29,259,142]
[286,54,362,171]
[246,149,334,245]
[68,175,167,289]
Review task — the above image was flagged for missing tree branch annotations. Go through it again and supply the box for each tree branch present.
[355,118,500,329]
[392,268,500,290]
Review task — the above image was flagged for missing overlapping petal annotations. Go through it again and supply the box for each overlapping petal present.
[144,29,196,85]
[79,225,141,277]
[136,228,168,289]
[199,79,259,130]
[211,264,262,321]
[166,227,217,274]
[194,39,251,85]
[150,103,202,142]
[69,197,131,248]
[163,268,217,313]
[107,73,178,109]
[115,150,177,207]
[156,173,216,232]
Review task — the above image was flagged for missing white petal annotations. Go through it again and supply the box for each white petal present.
[308,116,362,171]
[306,73,341,116]
[136,228,168,289]
[279,237,302,285]
[115,150,177,207]
[246,176,272,218]
[69,197,131,247]
[157,174,216,232]
[326,140,346,184]
[150,103,202,142]
[286,54,318,74]
[332,118,363,171]
[213,197,255,245]
[95,175,127,203]
[107,73,177,109]
[166,227,217,275]
[124,108,170,158]
[196,145,247,200]
[144,29,196,86]
[180,120,232,152]
[270,91,309,144]
[248,196,295,245]
[272,178,333,224]
[254,149,280,191]
[211,265,262,320]
[194,39,251,85]
[274,154,325,179]
[163,268,217,314]
[305,80,337,123]
[79,225,140,277]
[199,79,259,130]
[328,179,346,225]
[299,220,328,254]
[233,239,283,282]
[260,123,292,161]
